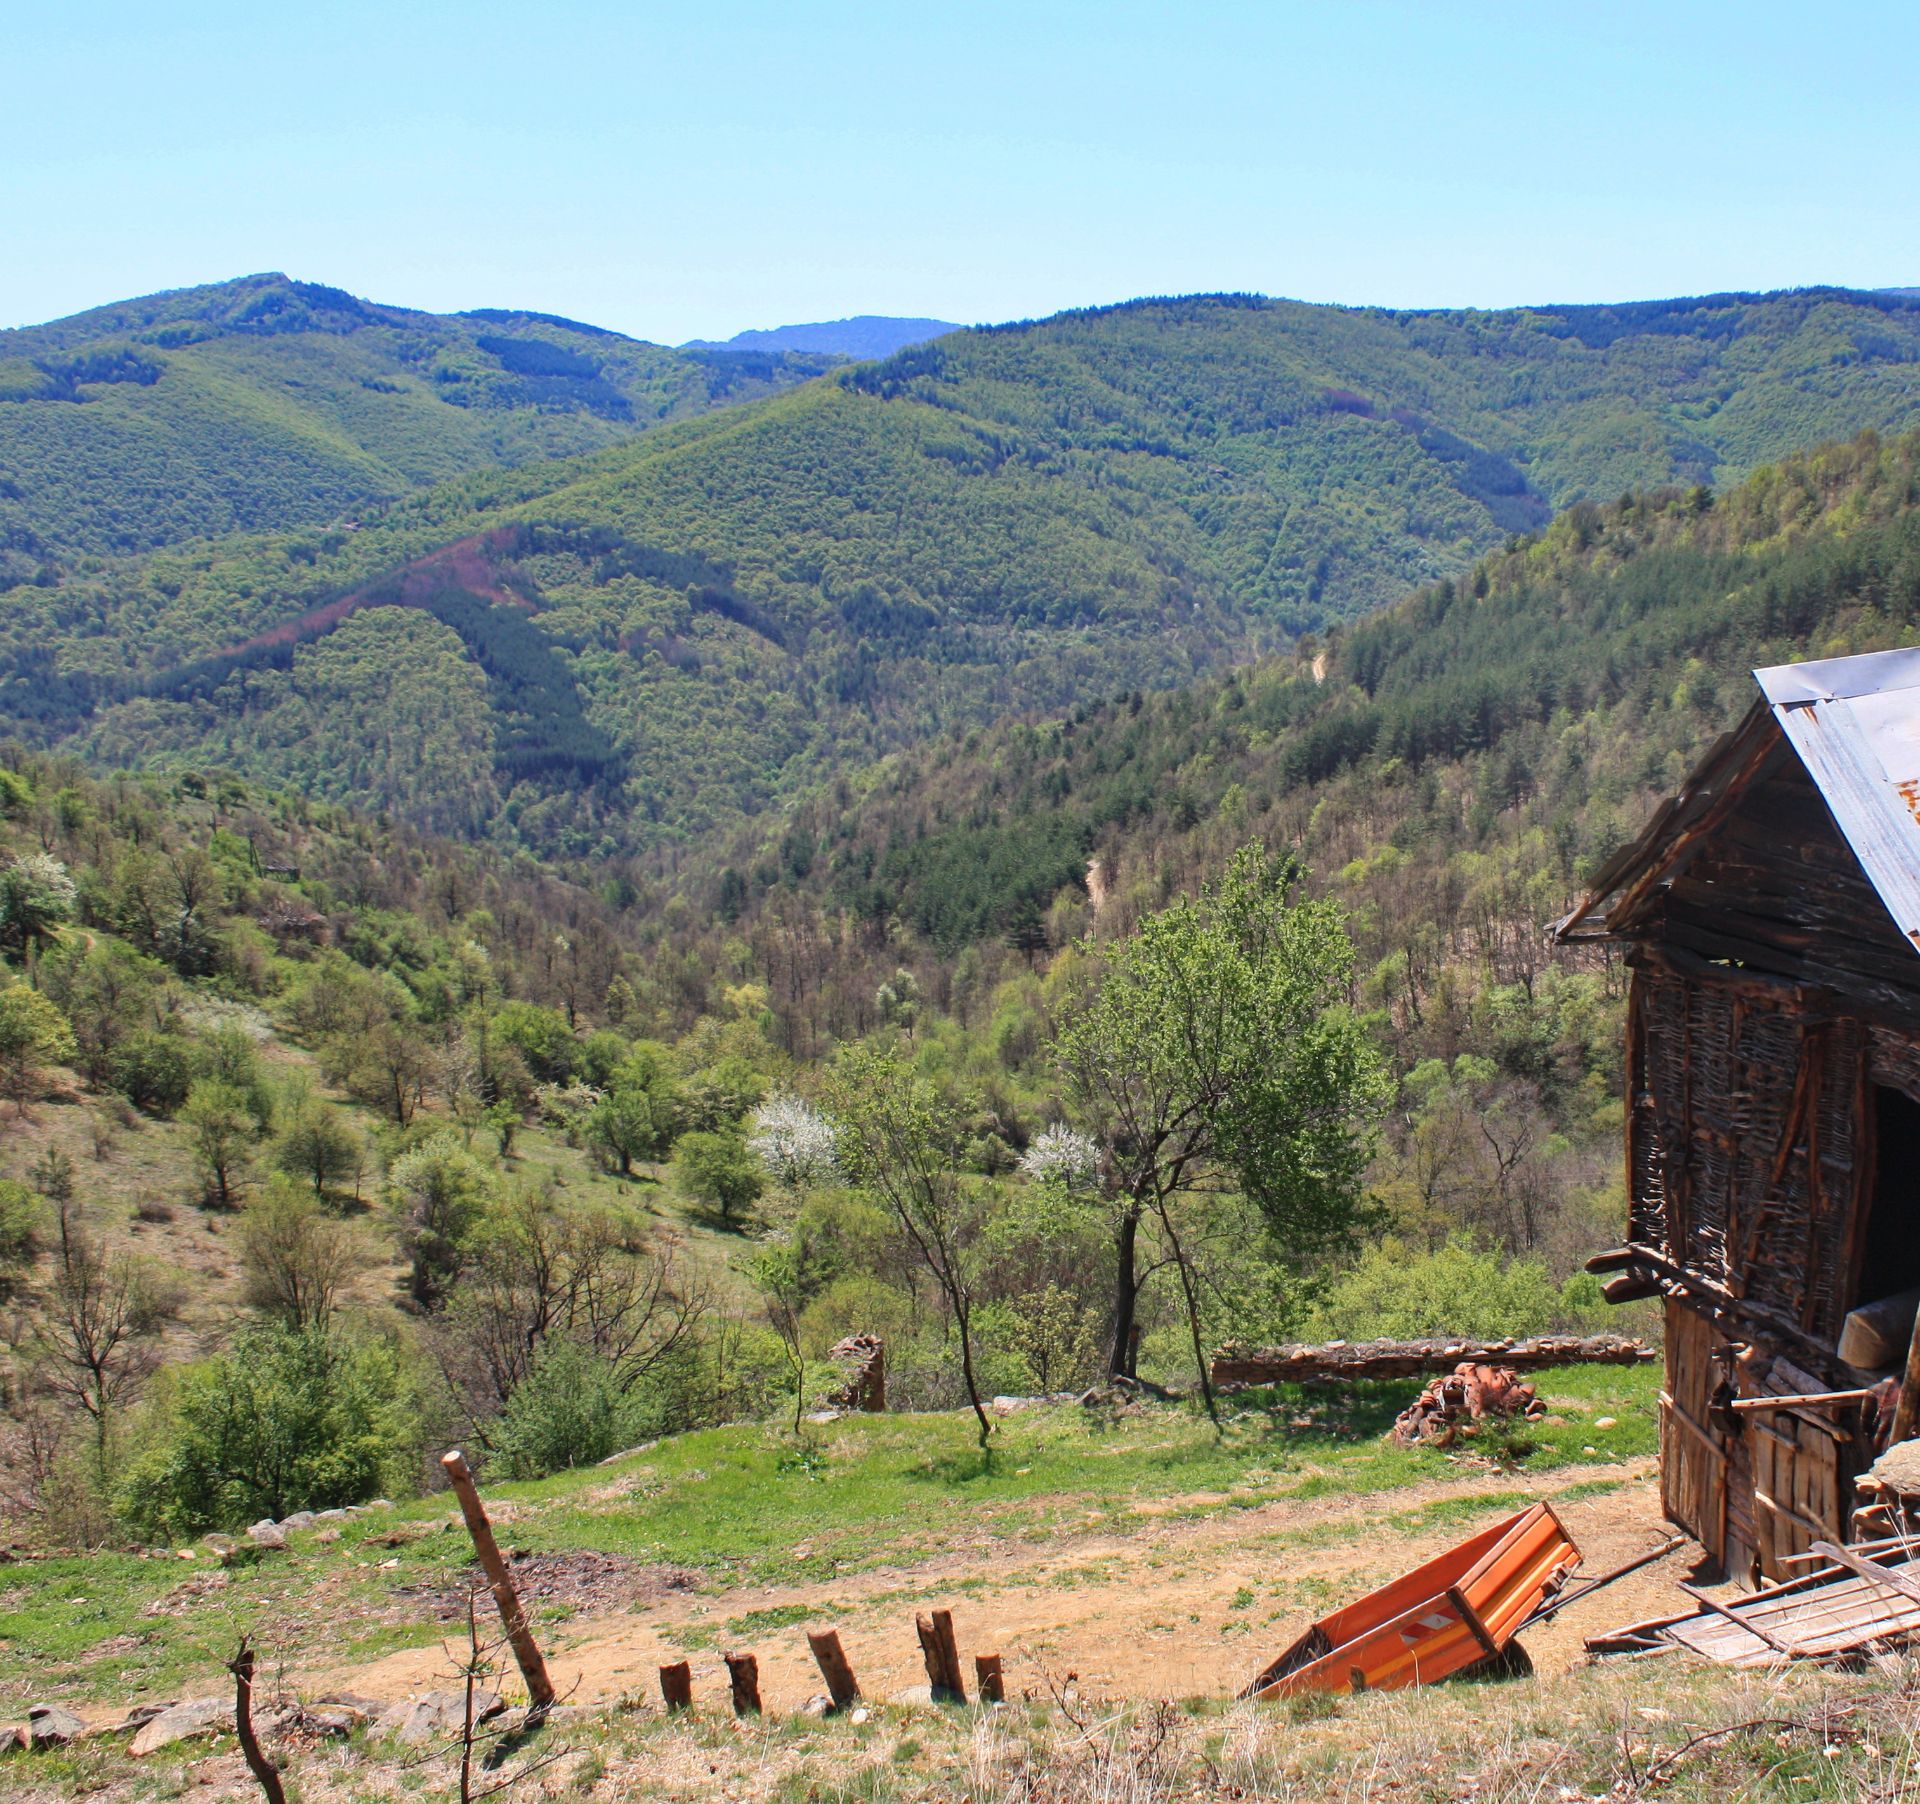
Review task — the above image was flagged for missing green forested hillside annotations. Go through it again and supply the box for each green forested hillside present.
[11,431,1916,1564]
[5,288,1920,853]
[0,273,833,576]
[670,430,1920,1023]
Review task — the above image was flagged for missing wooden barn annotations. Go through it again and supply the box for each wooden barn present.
[1559,646,1920,1585]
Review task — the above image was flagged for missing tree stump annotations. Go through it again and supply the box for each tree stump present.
[807,1629,860,1710]
[723,1651,761,1716]
[974,1652,1005,1703]
[658,1661,692,1711]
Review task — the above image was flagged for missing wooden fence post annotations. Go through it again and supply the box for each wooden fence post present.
[440,1450,556,1709]
[659,1661,692,1711]
[723,1651,761,1716]
[915,1609,966,1702]
[807,1629,860,1710]
[974,1652,1004,1703]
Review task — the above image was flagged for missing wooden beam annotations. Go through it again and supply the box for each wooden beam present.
[1807,1541,1920,1613]
[1677,1583,1800,1657]
[1890,1292,1920,1447]
[1730,1390,1877,1414]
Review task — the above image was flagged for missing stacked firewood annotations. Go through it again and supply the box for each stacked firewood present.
[1390,1362,1545,1448]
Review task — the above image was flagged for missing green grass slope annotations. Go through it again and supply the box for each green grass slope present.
[0,273,833,575]
[6,288,1920,853]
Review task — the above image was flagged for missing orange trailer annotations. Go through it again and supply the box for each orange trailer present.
[1241,1502,1580,1697]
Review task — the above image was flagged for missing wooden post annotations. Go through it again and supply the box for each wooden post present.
[441,1450,555,1709]
[807,1629,860,1710]
[1889,1304,1920,1447]
[658,1661,692,1711]
[916,1610,965,1702]
[974,1652,1005,1703]
[723,1651,761,1716]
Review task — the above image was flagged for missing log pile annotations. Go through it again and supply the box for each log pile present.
[1390,1363,1544,1448]
[1211,1333,1651,1388]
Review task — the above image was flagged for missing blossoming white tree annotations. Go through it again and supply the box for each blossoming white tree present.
[746,1093,840,1192]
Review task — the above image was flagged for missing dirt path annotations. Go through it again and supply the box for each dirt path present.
[319,1458,1685,1711]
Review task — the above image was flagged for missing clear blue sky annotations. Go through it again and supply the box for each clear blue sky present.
[6,1,1915,343]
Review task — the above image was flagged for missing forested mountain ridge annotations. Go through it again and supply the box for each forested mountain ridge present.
[682,315,961,357]
[5,287,1920,856]
[643,429,1920,1057]
[0,272,834,577]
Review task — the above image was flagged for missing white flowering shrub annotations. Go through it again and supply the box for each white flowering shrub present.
[747,1093,840,1191]
[1019,1123,1100,1192]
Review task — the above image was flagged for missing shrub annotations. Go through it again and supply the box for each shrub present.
[489,1341,625,1478]
[0,1177,41,1297]
[117,1324,414,1535]
[1306,1234,1567,1341]
[106,1028,192,1116]
[673,1129,763,1225]
[238,1177,367,1328]
[0,983,76,1108]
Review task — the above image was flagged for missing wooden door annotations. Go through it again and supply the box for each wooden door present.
[1660,1302,1729,1568]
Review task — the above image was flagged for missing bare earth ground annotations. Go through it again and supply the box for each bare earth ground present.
[322,1455,1679,1714]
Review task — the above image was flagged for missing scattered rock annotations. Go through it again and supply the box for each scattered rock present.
[121,1702,175,1731]
[804,1409,841,1425]
[373,1689,504,1745]
[1595,1416,1619,1430]
[364,1498,393,1511]
[801,1695,832,1718]
[891,1683,934,1707]
[246,1521,287,1550]
[278,1512,317,1532]
[27,1704,87,1748]
[130,1697,232,1757]
[314,1508,350,1523]
[201,1534,236,1557]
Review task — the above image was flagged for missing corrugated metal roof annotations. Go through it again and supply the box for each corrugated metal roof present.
[1756,647,1920,954]
[1555,644,1920,950]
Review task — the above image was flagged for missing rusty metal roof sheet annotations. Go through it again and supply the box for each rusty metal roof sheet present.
[1557,646,1920,951]
[1756,647,1920,955]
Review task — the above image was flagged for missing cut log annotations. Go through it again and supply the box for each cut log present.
[807,1629,860,1711]
[974,1653,1005,1703]
[658,1661,692,1711]
[1211,1334,1651,1388]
